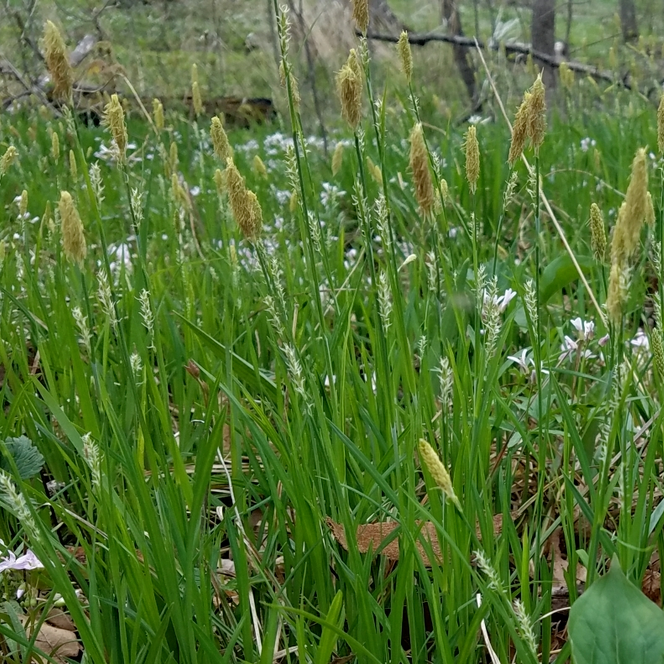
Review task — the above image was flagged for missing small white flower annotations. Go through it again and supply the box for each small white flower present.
[559,335,578,362]
[631,329,649,351]
[580,137,596,153]
[0,548,43,573]
[484,288,517,314]
[507,349,530,373]
[570,317,595,341]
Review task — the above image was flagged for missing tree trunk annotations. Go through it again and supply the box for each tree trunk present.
[440,0,477,104]
[619,0,638,43]
[531,0,556,88]
[367,0,406,33]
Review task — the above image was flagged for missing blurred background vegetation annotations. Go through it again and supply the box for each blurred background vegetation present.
[1,0,664,133]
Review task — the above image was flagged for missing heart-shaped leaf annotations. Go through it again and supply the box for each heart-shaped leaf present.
[569,557,664,664]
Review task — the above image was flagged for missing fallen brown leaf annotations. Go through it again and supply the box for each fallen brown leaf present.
[21,619,81,663]
[45,609,76,632]
[326,518,442,567]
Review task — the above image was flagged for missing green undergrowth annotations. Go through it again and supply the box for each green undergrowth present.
[0,8,664,664]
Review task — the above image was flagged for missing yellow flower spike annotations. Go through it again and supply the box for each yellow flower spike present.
[417,439,461,509]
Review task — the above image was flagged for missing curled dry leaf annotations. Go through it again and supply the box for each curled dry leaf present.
[21,618,81,663]
[326,517,441,567]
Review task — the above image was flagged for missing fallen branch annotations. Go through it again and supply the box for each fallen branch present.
[364,30,630,90]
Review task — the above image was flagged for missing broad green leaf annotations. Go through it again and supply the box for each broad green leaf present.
[540,254,594,304]
[1,436,45,479]
[569,557,664,664]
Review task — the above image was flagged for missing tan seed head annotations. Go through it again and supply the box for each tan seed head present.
[526,73,547,153]
[226,158,262,242]
[589,203,606,262]
[336,52,363,130]
[191,65,203,117]
[0,146,18,176]
[59,191,86,265]
[508,93,530,167]
[43,21,73,103]
[409,123,435,218]
[397,31,413,82]
[610,148,649,265]
[352,0,369,34]
[606,261,630,325]
[332,141,344,176]
[69,149,77,181]
[210,116,232,162]
[102,94,128,163]
[253,155,268,179]
[213,168,225,195]
[51,131,60,164]
[464,125,480,194]
[153,98,165,131]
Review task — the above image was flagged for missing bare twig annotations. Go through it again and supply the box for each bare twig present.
[363,29,632,90]
[0,57,59,113]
